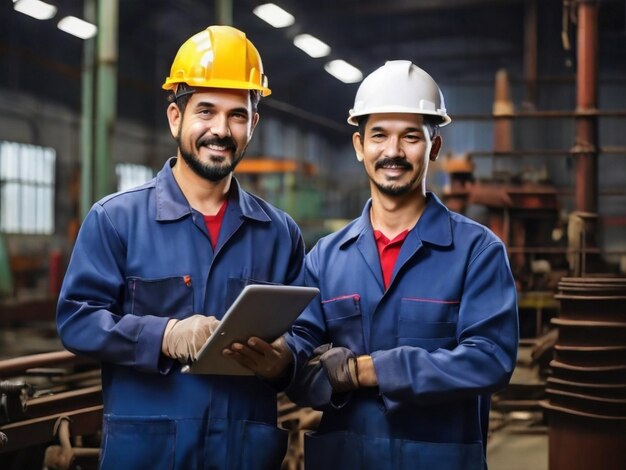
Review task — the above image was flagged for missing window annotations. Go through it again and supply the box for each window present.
[116,163,155,192]
[0,141,56,234]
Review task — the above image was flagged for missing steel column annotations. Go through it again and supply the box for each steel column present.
[523,0,538,110]
[574,0,598,215]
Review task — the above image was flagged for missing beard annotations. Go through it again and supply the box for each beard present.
[372,156,419,196]
[177,130,247,182]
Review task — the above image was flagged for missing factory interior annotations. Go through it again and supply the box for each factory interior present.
[1,0,625,469]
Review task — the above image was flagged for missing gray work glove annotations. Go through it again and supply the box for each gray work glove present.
[162,314,220,362]
[319,346,359,393]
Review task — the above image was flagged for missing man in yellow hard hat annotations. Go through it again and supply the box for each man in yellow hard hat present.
[280,61,519,469]
[57,25,302,468]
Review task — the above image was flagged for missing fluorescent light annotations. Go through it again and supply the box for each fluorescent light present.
[13,0,57,20]
[293,34,331,58]
[253,3,295,28]
[57,16,97,39]
[324,60,363,84]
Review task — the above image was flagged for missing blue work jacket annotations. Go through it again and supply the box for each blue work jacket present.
[286,193,519,470]
[57,158,305,470]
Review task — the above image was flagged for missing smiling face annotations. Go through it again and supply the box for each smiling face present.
[353,113,441,199]
[167,87,259,182]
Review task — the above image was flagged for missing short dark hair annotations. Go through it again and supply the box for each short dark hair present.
[357,114,440,139]
[168,83,261,115]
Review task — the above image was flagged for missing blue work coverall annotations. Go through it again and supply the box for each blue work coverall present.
[57,157,305,469]
[286,193,518,470]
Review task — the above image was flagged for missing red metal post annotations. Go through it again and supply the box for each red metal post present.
[574,0,598,215]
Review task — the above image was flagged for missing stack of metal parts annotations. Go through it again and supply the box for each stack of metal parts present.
[542,276,626,469]
[0,351,101,470]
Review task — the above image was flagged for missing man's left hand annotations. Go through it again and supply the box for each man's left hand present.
[319,347,359,392]
[223,335,293,379]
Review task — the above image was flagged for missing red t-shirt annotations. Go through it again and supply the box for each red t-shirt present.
[373,229,409,289]
[203,201,228,249]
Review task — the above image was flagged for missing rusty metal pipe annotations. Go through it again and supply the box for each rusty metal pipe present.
[0,405,102,454]
[523,0,538,109]
[43,416,100,469]
[0,351,91,377]
[574,0,599,215]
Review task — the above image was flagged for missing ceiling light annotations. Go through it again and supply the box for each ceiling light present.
[293,34,331,58]
[253,3,295,28]
[57,16,97,39]
[324,60,363,84]
[13,0,57,20]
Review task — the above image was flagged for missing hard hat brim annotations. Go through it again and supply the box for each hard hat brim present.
[347,108,452,127]
[162,79,271,97]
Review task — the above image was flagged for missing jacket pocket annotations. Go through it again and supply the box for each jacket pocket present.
[100,416,176,470]
[304,431,363,469]
[204,418,288,470]
[399,439,485,470]
[124,276,193,317]
[321,294,365,353]
[398,298,459,351]
[305,431,485,470]
[240,420,289,470]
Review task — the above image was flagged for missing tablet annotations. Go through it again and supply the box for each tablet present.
[181,284,319,375]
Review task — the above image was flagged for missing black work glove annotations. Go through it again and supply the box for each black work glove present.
[319,346,359,393]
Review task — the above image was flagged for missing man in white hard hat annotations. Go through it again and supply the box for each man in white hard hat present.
[282,61,519,469]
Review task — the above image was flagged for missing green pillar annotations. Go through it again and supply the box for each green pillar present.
[0,233,12,298]
[94,0,118,201]
[216,0,233,25]
[80,0,96,218]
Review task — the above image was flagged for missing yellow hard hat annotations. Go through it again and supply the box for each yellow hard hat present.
[162,25,271,97]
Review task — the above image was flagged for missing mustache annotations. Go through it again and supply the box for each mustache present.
[375,157,413,170]
[197,135,237,151]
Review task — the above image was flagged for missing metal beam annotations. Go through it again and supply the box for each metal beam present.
[0,350,91,376]
[0,405,103,454]
[334,0,525,14]
[25,385,102,417]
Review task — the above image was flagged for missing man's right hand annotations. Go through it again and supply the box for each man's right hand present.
[162,314,220,362]
[222,335,293,379]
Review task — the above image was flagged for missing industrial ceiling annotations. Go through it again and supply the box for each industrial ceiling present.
[1,0,625,137]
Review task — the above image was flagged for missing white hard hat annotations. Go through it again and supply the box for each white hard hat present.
[347,60,451,127]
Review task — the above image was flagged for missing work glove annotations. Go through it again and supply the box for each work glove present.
[319,346,359,393]
[161,314,220,362]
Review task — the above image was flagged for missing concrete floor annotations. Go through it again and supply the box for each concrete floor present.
[487,341,549,470]
[487,421,548,470]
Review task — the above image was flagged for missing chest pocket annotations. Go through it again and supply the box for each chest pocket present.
[398,298,459,351]
[322,294,365,353]
[124,276,193,318]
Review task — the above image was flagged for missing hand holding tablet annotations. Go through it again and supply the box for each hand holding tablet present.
[182,284,319,375]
